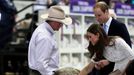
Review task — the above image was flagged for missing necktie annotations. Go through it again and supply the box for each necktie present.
[103,24,108,34]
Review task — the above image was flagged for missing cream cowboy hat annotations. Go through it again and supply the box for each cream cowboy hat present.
[41,6,72,25]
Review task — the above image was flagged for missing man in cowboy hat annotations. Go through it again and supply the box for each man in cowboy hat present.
[28,5,72,75]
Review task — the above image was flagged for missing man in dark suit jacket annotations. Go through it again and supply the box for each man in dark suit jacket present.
[88,1,132,75]
[93,1,131,48]
[108,19,131,47]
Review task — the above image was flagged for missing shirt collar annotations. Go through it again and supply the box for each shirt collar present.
[44,22,55,35]
[104,17,112,27]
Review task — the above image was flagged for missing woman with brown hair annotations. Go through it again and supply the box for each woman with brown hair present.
[79,24,134,75]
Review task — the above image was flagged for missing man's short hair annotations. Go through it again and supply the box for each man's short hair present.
[93,1,109,13]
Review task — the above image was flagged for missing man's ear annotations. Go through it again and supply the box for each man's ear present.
[105,10,109,15]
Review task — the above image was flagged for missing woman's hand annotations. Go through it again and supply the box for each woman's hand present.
[95,59,110,70]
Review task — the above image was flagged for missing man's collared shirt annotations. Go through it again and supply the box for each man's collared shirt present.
[103,17,112,34]
[28,22,59,75]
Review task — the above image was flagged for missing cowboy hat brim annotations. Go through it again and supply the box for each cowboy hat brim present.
[41,13,72,25]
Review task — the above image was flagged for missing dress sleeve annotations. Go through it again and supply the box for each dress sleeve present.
[115,38,134,61]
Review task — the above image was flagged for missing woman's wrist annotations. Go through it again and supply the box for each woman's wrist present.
[91,59,97,63]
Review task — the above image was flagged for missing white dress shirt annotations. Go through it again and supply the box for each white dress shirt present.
[103,17,112,34]
[28,22,59,75]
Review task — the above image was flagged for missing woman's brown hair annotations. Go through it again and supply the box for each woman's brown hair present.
[87,24,114,61]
